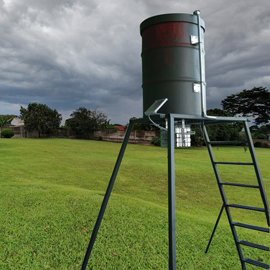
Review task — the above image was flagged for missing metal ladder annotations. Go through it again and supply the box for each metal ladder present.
[202,121,270,270]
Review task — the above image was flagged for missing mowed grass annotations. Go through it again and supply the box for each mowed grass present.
[0,138,269,270]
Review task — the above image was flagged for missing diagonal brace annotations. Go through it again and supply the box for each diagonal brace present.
[205,204,225,253]
[81,119,135,270]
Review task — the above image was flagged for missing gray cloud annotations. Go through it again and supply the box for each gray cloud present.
[0,0,269,123]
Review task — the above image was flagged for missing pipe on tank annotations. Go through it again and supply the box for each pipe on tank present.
[194,10,216,119]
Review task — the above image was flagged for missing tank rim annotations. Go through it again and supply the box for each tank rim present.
[140,13,205,35]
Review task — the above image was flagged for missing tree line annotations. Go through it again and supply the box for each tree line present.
[206,86,270,141]
[0,86,269,140]
[18,104,110,138]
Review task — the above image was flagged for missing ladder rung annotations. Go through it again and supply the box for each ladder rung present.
[208,141,247,145]
[232,222,270,232]
[244,258,269,269]
[221,182,259,188]
[239,240,270,251]
[227,204,265,212]
[214,161,254,165]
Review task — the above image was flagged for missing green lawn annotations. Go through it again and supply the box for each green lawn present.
[0,139,269,269]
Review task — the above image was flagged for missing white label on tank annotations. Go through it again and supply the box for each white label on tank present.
[193,83,201,93]
[190,35,199,45]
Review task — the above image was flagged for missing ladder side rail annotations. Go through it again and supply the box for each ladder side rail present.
[243,121,270,226]
[202,123,246,270]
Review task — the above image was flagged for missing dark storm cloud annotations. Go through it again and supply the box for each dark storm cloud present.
[203,1,270,107]
[0,0,144,122]
[0,0,269,123]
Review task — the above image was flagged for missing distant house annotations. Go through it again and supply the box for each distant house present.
[10,117,25,137]
[114,124,126,132]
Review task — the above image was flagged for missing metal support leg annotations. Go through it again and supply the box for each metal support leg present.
[205,204,224,253]
[81,120,134,270]
[168,114,177,270]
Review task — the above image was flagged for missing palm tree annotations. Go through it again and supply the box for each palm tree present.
[0,116,13,137]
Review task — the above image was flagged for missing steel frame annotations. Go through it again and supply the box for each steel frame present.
[81,114,269,270]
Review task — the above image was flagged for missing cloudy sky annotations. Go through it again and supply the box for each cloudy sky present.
[1,0,270,124]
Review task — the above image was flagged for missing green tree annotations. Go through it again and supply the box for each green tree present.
[190,108,241,145]
[206,108,242,141]
[65,107,109,138]
[250,124,270,139]
[1,128,14,138]
[0,115,14,135]
[20,103,62,137]
[222,87,270,126]
[133,122,159,131]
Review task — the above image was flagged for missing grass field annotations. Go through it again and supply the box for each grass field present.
[0,138,269,270]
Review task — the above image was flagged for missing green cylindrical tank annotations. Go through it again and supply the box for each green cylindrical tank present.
[140,12,206,116]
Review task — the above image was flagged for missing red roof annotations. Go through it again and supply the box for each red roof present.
[114,125,125,132]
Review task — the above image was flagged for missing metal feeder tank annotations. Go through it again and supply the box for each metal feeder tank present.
[140,12,206,116]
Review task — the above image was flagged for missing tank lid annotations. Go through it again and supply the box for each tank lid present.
[140,13,205,35]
